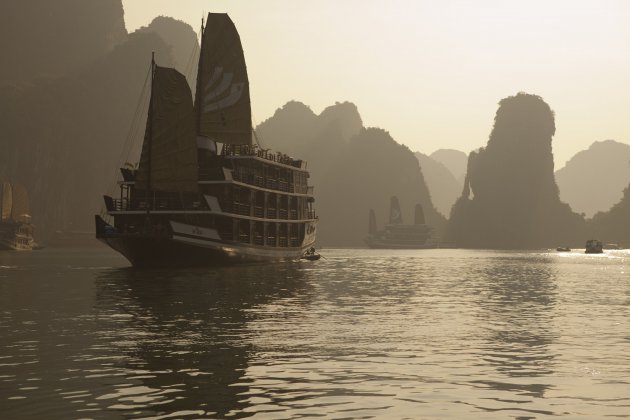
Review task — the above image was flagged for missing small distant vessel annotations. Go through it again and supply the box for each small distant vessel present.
[0,181,34,251]
[365,196,435,249]
[603,243,623,250]
[585,239,603,254]
[301,247,321,261]
[95,13,317,266]
[556,247,571,252]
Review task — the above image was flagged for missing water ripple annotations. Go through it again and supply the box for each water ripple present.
[1,248,629,418]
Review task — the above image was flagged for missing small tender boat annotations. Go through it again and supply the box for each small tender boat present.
[556,247,571,252]
[301,247,320,261]
[585,239,603,254]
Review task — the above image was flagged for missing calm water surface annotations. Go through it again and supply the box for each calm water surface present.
[0,247,629,419]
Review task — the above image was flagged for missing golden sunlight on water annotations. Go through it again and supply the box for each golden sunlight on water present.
[0,248,629,418]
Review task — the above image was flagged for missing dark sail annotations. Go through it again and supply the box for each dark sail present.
[389,196,403,225]
[135,66,198,193]
[368,209,377,235]
[414,204,425,225]
[195,13,251,145]
[1,181,12,221]
[10,183,30,220]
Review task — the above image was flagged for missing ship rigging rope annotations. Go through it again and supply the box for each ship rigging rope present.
[251,114,265,149]
[184,38,200,89]
[99,61,152,219]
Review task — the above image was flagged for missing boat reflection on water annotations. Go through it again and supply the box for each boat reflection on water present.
[92,263,313,418]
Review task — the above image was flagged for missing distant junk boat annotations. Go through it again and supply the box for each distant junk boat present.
[95,13,317,266]
[365,196,436,249]
[0,180,34,251]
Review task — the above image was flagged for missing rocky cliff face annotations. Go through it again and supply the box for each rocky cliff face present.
[430,149,468,184]
[318,128,444,246]
[415,152,462,217]
[256,101,363,185]
[588,184,630,245]
[257,102,443,246]
[555,140,630,217]
[448,93,584,248]
[0,0,127,84]
[136,16,200,86]
[0,4,198,240]
[1,33,177,237]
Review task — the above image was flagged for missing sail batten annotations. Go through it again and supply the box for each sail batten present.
[11,183,30,220]
[1,181,12,222]
[135,65,198,193]
[195,13,252,145]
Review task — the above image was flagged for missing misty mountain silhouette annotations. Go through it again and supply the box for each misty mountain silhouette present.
[430,149,468,184]
[257,102,443,246]
[589,183,630,245]
[0,1,198,240]
[319,128,445,246]
[448,93,584,248]
[555,140,630,218]
[256,101,363,185]
[0,0,127,85]
[136,16,199,86]
[415,152,462,217]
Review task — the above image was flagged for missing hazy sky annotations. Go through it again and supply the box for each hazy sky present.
[122,0,630,167]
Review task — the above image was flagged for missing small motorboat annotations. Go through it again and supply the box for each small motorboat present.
[301,247,321,261]
[556,247,571,252]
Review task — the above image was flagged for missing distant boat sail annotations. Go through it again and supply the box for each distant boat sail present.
[95,13,317,266]
[365,196,434,249]
[0,181,34,251]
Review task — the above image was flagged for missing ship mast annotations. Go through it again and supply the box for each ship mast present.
[195,17,204,136]
[146,51,155,213]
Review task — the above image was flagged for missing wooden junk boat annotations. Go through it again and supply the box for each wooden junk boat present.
[95,13,317,266]
[364,196,434,249]
[0,181,34,251]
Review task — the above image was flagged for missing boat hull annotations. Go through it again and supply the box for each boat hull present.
[0,240,33,251]
[0,223,34,251]
[96,216,314,267]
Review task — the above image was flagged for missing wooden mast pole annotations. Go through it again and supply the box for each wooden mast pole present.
[146,52,155,214]
[196,17,204,136]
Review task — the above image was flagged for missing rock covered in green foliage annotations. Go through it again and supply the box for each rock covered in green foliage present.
[448,93,584,248]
